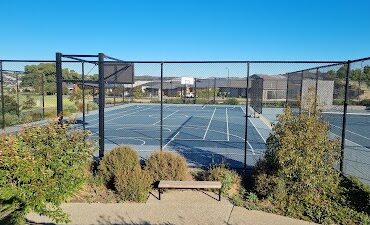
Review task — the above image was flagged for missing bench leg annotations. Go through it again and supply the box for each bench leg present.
[159,188,161,200]
[219,189,221,201]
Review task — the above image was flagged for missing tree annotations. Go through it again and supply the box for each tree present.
[132,86,144,99]
[350,69,363,100]
[21,63,80,95]
[364,65,370,87]
[336,65,347,80]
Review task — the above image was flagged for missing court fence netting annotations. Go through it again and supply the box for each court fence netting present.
[1,54,370,183]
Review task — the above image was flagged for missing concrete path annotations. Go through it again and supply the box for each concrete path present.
[27,190,316,225]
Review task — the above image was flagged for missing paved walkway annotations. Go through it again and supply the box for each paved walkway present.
[27,190,316,225]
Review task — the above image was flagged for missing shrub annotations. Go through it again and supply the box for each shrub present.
[115,166,152,202]
[63,104,78,115]
[98,146,151,202]
[224,98,239,105]
[98,146,140,188]
[0,113,20,127]
[204,164,241,196]
[145,151,191,182]
[21,95,36,110]
[0,95,17,114]
[87,102,98,111]
[0,123,93,225]
[361,99,370,107]
[253,90,370,224]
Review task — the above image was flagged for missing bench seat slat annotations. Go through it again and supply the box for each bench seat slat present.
[158,180,221,189]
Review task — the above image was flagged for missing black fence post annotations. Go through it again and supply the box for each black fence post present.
[98,53,105,159]
[340,61,351,173]
[0,61,5,129]
[160,62,164,150]
[244,62,250,169]
[82,62,85,130]
[56,52,63,116]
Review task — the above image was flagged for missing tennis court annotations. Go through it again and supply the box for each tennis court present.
[322,111,370,182]
[80,104,270,168]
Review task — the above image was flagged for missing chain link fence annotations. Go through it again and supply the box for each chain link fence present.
[1,56,369,183]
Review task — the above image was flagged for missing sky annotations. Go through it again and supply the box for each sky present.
[0,0,369,62]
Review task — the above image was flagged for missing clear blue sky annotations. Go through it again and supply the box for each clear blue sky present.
[0,0,369,61]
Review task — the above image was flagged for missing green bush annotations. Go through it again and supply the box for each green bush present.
[253,90,370,224]
[341,176,370,214]
[64,104,78,115]
[0,123,93,225]
[145,151,191,182]
[0,95,17,114]
[224,98,239,105]
[98,146,151,202]
[0,113,19,127]
[204,164,241,196]
[361,99,370,107]
[21,95,36,110]
[87,102,98,111]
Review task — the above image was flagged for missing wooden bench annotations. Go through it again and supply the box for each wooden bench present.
[158,180,222,201]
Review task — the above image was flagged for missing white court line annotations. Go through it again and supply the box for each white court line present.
[323,111,370,116]
[86,106,155,128]
[203,107,217,140]
[163,131,181,149]
[86,105,144,122]
[226,108,230,141]
[247,141,255,155]
[248,117,267,143]
[152,110,179,125]
[330,123,370,141]
[240,105,247,115]
[239,105,266,144]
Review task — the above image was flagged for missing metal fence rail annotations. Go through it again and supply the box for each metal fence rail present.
[1,55,369,184]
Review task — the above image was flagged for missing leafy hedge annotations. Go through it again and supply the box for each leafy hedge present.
[0,123,93,225]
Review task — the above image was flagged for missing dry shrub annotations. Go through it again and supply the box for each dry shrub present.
[145,151,191,182]
[98,146,139,188]
[98,146,151,202]
[115,167,152,202]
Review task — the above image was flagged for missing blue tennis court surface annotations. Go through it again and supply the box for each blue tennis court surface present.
[80,104,271,168]
[322,111,370,183]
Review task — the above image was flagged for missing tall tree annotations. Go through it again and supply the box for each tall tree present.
[21,63,80,95]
